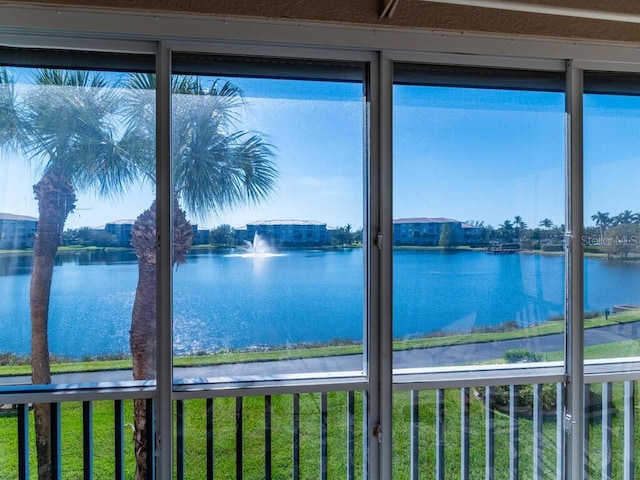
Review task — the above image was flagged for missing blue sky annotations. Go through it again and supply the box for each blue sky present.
[393,85,566,229]
[1,75,365,230]
[584,93,640,224]
[2,70,639,232]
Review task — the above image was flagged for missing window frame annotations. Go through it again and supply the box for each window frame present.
[4,6,640,479]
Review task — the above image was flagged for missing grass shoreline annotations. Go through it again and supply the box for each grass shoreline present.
[2,308,640,378]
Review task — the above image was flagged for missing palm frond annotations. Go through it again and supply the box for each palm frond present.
[175,127,277,221]
[232,133,279,203]
[14,68,145,197]
[0,67,32,152]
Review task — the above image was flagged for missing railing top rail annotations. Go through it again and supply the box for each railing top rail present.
[174,375,370,399]
[3,357,640,403]
[0,382,156,404]
[584,358,640,383]
[394,362,566,390]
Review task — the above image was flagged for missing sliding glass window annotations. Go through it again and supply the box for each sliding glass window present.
[169,54,367,384]
[392,64,566,370]
[0,48,156,387]
[583,72,640,366]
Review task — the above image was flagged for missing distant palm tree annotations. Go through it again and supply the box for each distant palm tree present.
[539,218,553,230]
[513,215,527,243]
[538,218,554,244]
[499,219,515,242]
[615,209,635,225]
[123,74,278,479]
[591,211,611,239]
[0,68,140,480]
[500,219,513,230]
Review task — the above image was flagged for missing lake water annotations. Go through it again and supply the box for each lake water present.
[1,248,639,358]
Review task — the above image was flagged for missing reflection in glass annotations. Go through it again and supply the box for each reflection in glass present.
[170,61,366,382]
[584,79,640,363]
[392,66,565,369]
[0,63,156,478]
[0,66,155,387]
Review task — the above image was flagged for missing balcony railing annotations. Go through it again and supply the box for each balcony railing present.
[1,361,640,479]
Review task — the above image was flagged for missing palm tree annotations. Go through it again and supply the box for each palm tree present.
[1,67,140,479]
[498,219,515,242]
[615,209,635,225]
[538,218,554,243]
[539,218,553,230]
[0,69,28,148]
[591,211,611,239]
[123,74,278,479]
[513,215,527,243]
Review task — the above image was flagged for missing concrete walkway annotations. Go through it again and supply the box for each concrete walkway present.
[2,321,639,386]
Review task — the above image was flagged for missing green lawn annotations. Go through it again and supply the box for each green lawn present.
[3,382,640,479]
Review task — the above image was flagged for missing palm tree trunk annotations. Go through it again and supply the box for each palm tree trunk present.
[130,197,192,479]
[30,167,76,479]
[130,203,156,480]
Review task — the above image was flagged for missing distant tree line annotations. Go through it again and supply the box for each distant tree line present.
[462,210,640,260]
[57,211,640,259]
[61,227,117,247]
[57,222,364,249]
[208,223,364,247]
[209,224,235,246]
[331,223,363,247]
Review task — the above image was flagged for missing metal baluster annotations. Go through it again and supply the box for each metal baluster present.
[146,398,155,479]
[485,386,495,480]
[18,403,29,480]
[533,384,543,480]
[347,390,355,480]
[51,402,61,480]
[584,384,591,480]
[207,398,214,480]
[601,382,612,480]
[176,400,184,480]
[114,399,124,480]
[461,388,470,480]
[410,390,419,480]
[509,385,519,480]
[264,396,272,480]
[293,393,300,480]
[236,397,243,480]
[82,401,93,480]
[436,389,445,480]
[623,381,635,480]
[556,383,564,480]
[321,392,328,480]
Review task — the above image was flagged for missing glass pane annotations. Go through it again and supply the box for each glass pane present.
[170,57,366,383]
[0,64,156,388]
[392,66,565,370]
[584,77,640,365]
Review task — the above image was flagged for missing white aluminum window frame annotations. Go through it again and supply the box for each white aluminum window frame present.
[3,4,640,479]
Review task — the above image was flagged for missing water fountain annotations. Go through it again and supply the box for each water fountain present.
[245,233,272,255]
[228,232,284,258]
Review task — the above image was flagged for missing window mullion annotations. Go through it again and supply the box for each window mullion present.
[564,60,585,480]
[156,41,174,480]
[377,52,394,480]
